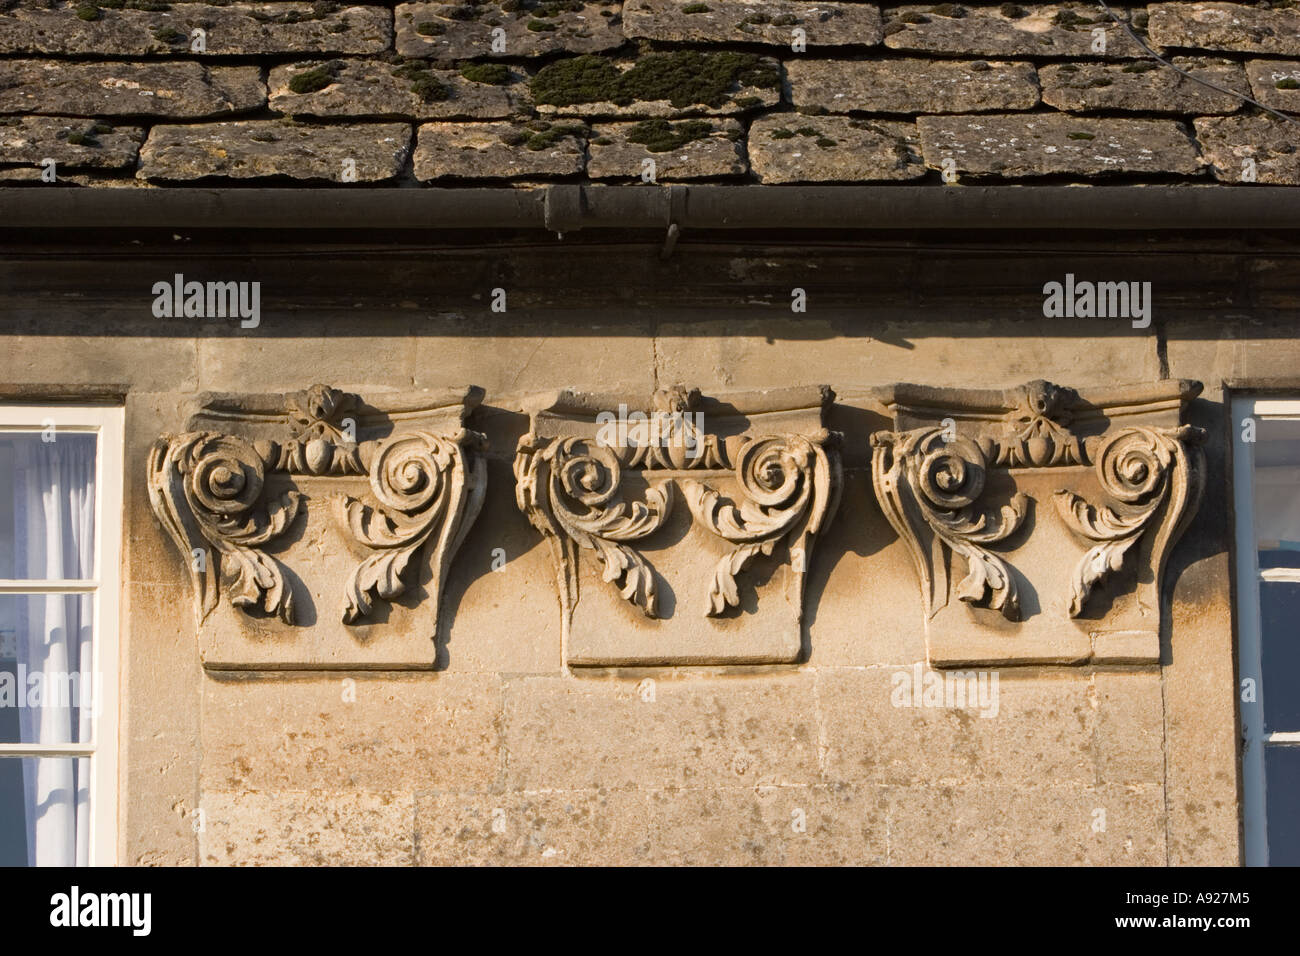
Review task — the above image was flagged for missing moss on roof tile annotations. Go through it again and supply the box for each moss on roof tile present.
[530,51,779,109]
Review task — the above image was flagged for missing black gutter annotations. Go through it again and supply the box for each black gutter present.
[1,185,1298,232]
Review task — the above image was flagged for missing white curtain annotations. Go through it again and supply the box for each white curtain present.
[14,435,96,867]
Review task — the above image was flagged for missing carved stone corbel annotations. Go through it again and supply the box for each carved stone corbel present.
[515,385,841,666]
[870,379,1205,666]
[148,384,487,669]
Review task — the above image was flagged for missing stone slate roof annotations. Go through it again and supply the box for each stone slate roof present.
[0,0,1297,186]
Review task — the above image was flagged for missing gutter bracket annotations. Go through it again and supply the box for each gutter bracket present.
[660,185,687,260]
[543,184,584,238]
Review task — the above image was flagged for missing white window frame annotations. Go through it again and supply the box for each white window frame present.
[1232,396,1300,867]
[0,403,123,866]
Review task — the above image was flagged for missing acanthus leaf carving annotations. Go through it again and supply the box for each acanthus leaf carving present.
[147,430,302,625]
[337,427,487,624]
[148,385,488,639]
[684,432,840,617]
[872,428,1027,621]
[515,386,839,667]
[1054,423,1206,617]
[515,435,673,618]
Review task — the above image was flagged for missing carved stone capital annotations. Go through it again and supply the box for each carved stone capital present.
[870,379,1205,666]
[515,386,841,666]
[148,385,487,669]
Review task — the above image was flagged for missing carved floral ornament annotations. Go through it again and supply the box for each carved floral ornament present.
[514,386,842,630]
[870,379,1205,666]
[146,379,1206,670]
[147,384,487,629]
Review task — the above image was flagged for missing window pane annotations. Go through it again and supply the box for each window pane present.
[0,593,95,745]
[1266,746,1300,866]
[0,756,90,866]
[0,433,97,580]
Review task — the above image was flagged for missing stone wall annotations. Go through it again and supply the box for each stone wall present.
[0,234,1272,865]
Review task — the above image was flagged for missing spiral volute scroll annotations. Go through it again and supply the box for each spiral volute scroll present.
[684,433,839,617]
[540,437,673,618]
[148,430,302,625]
[338,429,485,625]
[872,426,1026,621]
[1055,424,1205,618]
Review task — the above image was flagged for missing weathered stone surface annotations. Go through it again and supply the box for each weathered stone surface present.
[749,114,924,183]
[138,120,411,182]
[530,52,782,118]
[0,116,144,168]
[1095,671,1165,785]
[818,669,1097,785]
[416,784,889,865]
[0,2,391,56]
[917,113,1202,178]
[787,57,1039,114]
[886,784,1165,865]
[200,790,416,865]
[1041,57,1249,114]
[1246,59,1300,113]
[1149,2,1300,55]
[0,61,265,118]
[1195,112,1300,183]
[624,0,882,47]
[414,120,586,180]
[201,675,503,792]
[502,674,820,790]
[884,4,1154,58]
[395,1,625,59]
[587,117,746,179]
[269,59,526,120]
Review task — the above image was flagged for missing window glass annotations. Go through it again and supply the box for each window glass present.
[0,433,97,580]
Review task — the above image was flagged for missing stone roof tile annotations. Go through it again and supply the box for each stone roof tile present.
[1039,57,1249,113]
[587,117,748,178]
[749,113,924,180]
[623,0,883,47]
[414,118,586,178]
[0,1,392,56]
[0,60,266,118]
[1148,2,1300,55]
[917,112,1203,177]
[884,4,1156,58]
[268,58,528,119]
[787,57,1040,114]
[137,119,411,180]
[0,115,144,168]
[0,0,1295,188]
[394,0,625,59]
